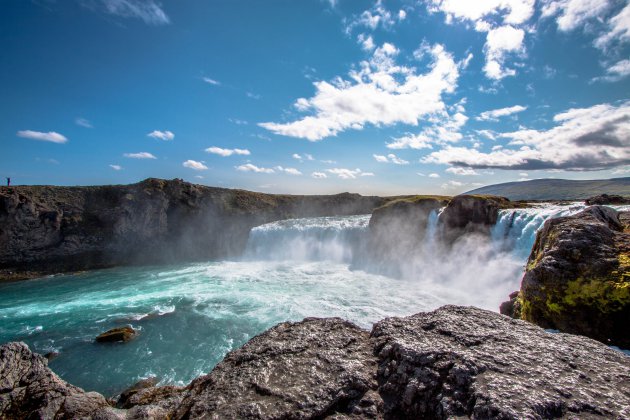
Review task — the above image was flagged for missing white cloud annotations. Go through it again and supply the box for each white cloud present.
[275,166,303,175]
[373,153,410,164]
[595,3,630,48]
[429,173,440,178]
[75,118,93,128]
[260,42,462,141]
[425,101,630,170]
[387,110,468,149]
[101,0,170,25]
[147,130,174,141]
[311,171,328,179]
[483,25,525,79]
[357,33,375,51]
[346,2,396,32]
[182,160,208,171]
[235,163,275,173]
[109,164,122,170]
[446,166,479,175]
[17,130,68,144]
[398,9,407,20]
[124,152,157,159]
[541,0,611,32]
[292,153,315,162]
[593,59,630,82]
[205,147,251,157]
[428,0,535,25]
[203,77,221,86]
[477,105,527,121]
[441,180,464,190]
[247,92,262,100]
[327,168,374,179]
[229,118,248,125]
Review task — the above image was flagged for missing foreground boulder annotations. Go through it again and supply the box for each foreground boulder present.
[2,306,629,419]
[96,326,138,343]
[506,206,630,348]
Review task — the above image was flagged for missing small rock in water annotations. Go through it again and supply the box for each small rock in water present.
[44,351,59,361]
[95,326,137,343]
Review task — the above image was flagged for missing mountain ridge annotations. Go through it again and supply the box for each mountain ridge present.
[465,177,630,200]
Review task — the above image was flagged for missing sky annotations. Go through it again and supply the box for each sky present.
[1,0,629,195]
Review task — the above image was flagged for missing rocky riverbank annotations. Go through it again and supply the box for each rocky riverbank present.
[2,305,628,419]
[501,205,630,348]
[0,178,395,281]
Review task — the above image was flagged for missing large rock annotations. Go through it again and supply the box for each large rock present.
[439,195,513,243]
[96,326,138,343]
[513,206,630,347]
[367,197,449,276]
[0,179,391,281]
[2,306,629,419]
[585,193,630,205]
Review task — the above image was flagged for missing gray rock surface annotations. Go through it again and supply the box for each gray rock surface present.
[0,178,391,281]
[2,306,629,419]
[507,206,630,348]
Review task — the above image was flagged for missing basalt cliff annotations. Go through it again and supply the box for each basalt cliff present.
[2,306,629,419]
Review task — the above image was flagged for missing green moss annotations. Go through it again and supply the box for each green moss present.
[559,276,630,314]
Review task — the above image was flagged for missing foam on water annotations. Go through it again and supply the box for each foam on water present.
[1,203,628,396]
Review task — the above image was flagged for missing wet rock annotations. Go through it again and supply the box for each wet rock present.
[96,326,137,343]
[174,317,382,419]
[585,193,630,205]
[3,306,630,419]
[515,205,630,347]
[44,351,59,361]
[368,197,449,276]
[440,195,512,243]
[0,342,119,419]
[371,305,630,419]
[116,377,159,408]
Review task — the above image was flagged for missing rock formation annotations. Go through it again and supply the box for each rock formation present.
[502,206,630,348]
[95,326,138,343]
[0,178,391,281]
[2,306,629,419]
[585,193,630,205]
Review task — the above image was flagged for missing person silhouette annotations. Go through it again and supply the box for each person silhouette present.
[6,177,10,187]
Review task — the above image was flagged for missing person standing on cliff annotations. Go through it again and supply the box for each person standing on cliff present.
[6,177,10,187]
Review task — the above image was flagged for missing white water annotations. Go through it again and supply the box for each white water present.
[1,202,628,395]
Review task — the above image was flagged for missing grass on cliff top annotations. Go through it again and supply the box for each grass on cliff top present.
[374,195,452,211]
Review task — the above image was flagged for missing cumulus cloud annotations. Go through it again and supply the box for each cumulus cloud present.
[235,163,275,173]
[275,166,303,175]
[345,1,396,32]
[327,168,374,179]
[373,153,410,164]
[147,130,174,141]
[424,101,630,170]
[109,164,122,170]
[427,0,535,25]
[386,110,468,149]
[595,3,630,48]
[311,171,328,179]
[477,105,527,121]
[593,59,630,83]
[541,0,611,32]
[483,25,525,79]
[123,152,156,159]
[259,42,462,141]
[357,33,375,51]
[429,173,441,178]
[427,0,533,79]
[205,147,251,157]
[17,130,68,144]
[75,118,93,128]
[292,153,315,162]
[100,0,170,25]
[446,166,479,175]
[182,160,208,171]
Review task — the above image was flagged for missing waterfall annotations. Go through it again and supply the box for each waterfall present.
[244,214,370,263]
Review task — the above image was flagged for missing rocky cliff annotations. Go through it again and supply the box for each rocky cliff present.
[2,306,629,419]
[502,206,630,348]
[0,178,391,281]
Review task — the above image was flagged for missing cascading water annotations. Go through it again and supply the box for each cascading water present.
[1,202,628,396]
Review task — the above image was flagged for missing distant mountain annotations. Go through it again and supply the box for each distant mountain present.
[465,177,630,201]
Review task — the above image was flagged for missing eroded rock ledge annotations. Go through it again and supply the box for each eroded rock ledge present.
[2,306,629,419]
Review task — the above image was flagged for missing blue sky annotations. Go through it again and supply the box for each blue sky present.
[1,0,629,195]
